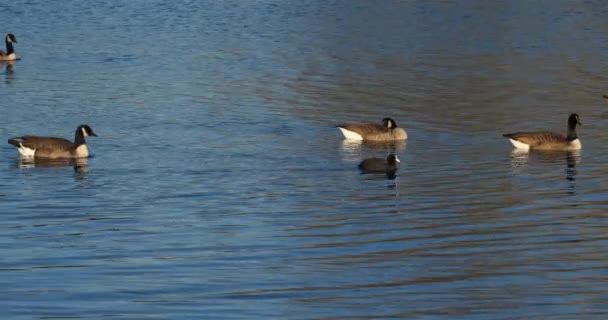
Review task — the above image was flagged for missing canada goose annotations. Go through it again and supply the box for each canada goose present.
[0,34,17,61]
[358,154,400,173]
[8,125,98,159]
[502,113,581,151]
[336,118,407,141]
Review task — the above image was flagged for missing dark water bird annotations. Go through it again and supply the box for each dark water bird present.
[0,34,17,61]
[336,117,407,141]
[502,113,581,151]
[8,125,98,159]
[358,154,400,174]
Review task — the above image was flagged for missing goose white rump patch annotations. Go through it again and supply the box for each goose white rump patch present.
[17,144,36,157]
[337,127,363,140]
[508,139,530,151]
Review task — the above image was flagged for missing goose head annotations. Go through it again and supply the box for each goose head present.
[77,124,97,137]
[382,118,397,128]
[387,154,400,165]
[6,34,17,43]
[568,113,581,128]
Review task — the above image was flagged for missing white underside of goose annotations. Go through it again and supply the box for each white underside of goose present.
[337,127,363,140]
[508,139,530,151]
[16,144,36,157]
[0,53,16,61]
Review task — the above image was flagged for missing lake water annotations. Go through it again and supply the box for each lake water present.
[2,1,608,319]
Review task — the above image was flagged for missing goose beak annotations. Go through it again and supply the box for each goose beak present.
[90,132,98,137]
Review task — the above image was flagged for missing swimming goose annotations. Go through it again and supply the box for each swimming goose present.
[502,113,581,151]
[0,34,17,61]
[8,125,98,159]
[336,118,407,141]
[358,154,400,173]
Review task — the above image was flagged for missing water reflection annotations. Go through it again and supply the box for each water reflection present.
[340,139,406,161]
[509,149,580,184]
[510,149,580,166]
[361,172,399,189]
[0,60,15,84]
[342,139,407,151]
[509,149,531,168]
[360,169,398,181]
[16,157,89,175]
[358,154,400,180]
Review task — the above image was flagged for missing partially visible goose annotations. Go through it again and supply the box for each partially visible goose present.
[336,118,407,141]
[502,113,581,151]
[0,34,17,61]
[8,125,98,159]
[358,154,400,173]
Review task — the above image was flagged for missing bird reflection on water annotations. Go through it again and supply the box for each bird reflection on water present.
[340,139,406,162]
[0,60,15,83]
[509,150,580,194]
[16,157,89,176]
[358,154,401,182]
[341,139,407,152]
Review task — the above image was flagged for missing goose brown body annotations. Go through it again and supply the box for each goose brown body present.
[336,118,407,141]
[502,132,578,150]
[502,114,581,151]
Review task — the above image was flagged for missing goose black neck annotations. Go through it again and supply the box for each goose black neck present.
[74,129,86,146]
[566,124,578,141]
[5,39,13,55]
